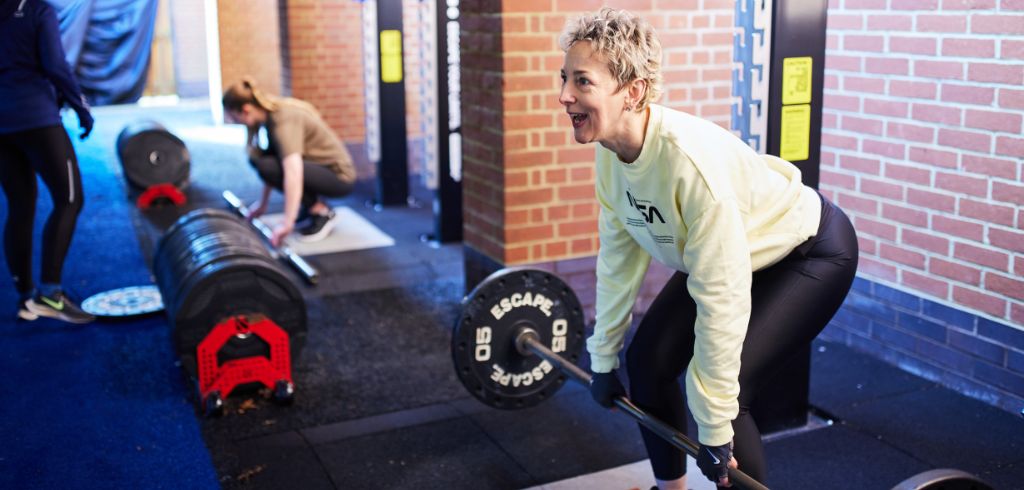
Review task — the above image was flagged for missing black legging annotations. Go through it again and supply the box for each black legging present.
[626,194,858,486]
[0,125,84,296]
[249,155,354,209]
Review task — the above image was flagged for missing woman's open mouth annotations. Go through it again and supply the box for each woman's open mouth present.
[569,112,588,129]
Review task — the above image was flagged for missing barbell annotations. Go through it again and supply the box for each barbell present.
[450,268,994,490]
[222,190,319,285]
[451,267,767,489]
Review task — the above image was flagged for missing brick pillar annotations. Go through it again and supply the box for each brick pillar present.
[461,1,736,318]
[462,0,507,286]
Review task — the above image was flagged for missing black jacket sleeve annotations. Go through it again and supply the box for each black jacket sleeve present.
[36,2,89,115]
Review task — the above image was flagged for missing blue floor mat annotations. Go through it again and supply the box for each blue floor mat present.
[0,114,218,489]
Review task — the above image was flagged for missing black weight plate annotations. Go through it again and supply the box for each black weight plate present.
[891,469,994,490]
[154,210,267,299]
[81,285,164,317]
[116,120,190,189]
[154,209,238,267]
[152,208,306,378]
[452,268,586,409]
[173,261,306,377]
[159,208,238,244]
[158,212,253,265]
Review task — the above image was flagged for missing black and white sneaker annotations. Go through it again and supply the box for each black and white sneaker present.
[294,205,313,229]
[25,290,95,324]
[295,209,338,243]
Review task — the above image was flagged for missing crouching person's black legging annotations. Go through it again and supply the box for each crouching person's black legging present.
[0,125,84,296]
[626,194,858,486]
[249,155,354,209]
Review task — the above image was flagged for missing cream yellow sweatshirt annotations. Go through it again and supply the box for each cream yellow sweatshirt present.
[589,104,822,446]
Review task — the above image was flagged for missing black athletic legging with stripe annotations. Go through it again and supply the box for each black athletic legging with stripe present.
[627,194,858,486]
[0,125,84,296]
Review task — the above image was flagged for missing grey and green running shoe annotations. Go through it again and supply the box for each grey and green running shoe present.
[26,290,95,324]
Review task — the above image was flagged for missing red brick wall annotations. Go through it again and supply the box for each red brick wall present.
[820,0,1023,327]
[461,0,735,315]
[285,0,366,143]
[462,0,735,266]
[217,0,283,97]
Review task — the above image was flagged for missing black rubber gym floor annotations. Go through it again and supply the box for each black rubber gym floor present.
[1,104,1021,490]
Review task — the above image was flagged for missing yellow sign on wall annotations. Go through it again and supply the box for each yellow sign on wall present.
[782,57,812,106]
[380,30,403,83]
[780,104,811,162]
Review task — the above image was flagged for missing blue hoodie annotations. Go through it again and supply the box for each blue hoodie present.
[0,0,90,134]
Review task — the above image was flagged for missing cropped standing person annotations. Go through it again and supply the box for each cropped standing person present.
[558,8,858,489]
[222,78,357,246]
[0,0,96,324]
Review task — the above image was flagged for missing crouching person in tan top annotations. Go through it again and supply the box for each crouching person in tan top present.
[223,77,357,245]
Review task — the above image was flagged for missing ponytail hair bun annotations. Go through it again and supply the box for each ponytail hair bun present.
[222,77,278,112]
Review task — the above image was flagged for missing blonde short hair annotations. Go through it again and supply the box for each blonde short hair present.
[559,8,663,111]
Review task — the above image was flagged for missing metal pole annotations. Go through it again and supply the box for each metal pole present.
[222,190,319,285]
[517,330,770,490]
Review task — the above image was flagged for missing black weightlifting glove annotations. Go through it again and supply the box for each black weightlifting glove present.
[589,370,626,408]
[696,441,734,486]
[76,109,94,140]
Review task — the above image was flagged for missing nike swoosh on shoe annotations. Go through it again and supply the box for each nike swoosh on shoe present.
[42,297,64,310]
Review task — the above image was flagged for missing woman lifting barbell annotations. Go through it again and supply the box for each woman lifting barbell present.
[222,78,357,246]
[558,8,858,489]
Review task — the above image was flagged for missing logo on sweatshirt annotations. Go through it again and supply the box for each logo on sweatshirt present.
[626,191,666,224]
